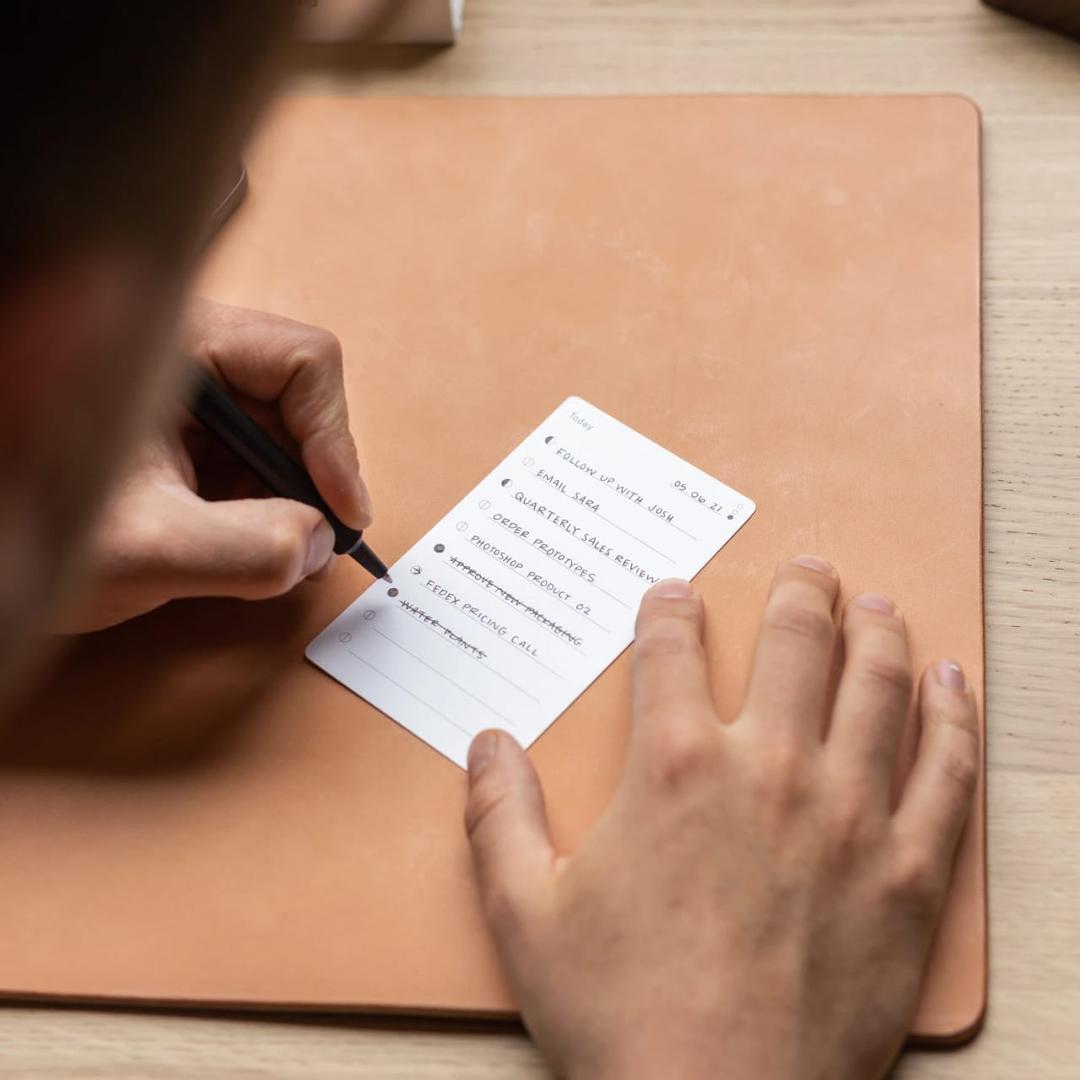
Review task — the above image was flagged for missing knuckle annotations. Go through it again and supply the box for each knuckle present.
[826,797,873,865]
[463,772,509,843]
[635,619,701,664]
[480,881,526,941]
[286,329,344,384]
[856,653,914,701]
[765,595,835,650]
[752,742,813,811]
[741,743,816,850]
[889,847,946,916]
[308,328,344,368]
[651,726,718,790]
[257,520,308,594]
[938,737,980,799]
[116,504,170,566]
[637,592,701,630]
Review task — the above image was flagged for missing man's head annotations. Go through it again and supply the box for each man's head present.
[0,4,294,703]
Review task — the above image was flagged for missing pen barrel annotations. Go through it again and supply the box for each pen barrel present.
[191,373,363,556]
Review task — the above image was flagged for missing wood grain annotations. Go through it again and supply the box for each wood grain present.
[3,1,1078,1075]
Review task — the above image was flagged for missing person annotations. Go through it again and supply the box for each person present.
[0,5,979,1078]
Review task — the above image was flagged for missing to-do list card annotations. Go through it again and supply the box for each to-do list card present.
[306,398,755,767]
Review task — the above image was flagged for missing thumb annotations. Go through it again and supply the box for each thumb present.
[157,494,336,602]
[465,730,556,930]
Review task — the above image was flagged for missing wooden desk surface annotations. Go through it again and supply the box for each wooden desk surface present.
[2,1,1077,1076]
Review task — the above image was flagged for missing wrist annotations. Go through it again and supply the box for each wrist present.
[565,1034,800,1080]
[568,1046,725,1080]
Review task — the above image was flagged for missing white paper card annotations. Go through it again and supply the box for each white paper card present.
[306,397,755,767]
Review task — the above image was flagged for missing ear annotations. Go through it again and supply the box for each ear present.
[0,249,175,526]
[1,251,157,441]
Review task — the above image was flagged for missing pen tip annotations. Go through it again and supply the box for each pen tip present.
[382,573,393,584]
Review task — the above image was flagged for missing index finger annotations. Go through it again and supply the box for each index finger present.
[185,299,372,531]
[629,579,717,768]
[739,556,840,745]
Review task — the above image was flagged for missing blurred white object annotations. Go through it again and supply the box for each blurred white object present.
[298,0,464,44]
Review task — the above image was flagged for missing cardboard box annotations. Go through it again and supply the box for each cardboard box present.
[983,0,1080,40]
[298,0,464,45]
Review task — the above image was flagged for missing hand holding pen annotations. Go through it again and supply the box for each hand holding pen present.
[191,367,389,579]
[53,299,383,632]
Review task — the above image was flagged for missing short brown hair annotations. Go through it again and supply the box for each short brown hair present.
[0,3,295,276]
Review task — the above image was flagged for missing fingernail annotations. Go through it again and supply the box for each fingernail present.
[791,554,835,576]
[934,659,966,690]
[304,519,336,577]
[652,578,693,598]
[851,592,898,617]
[468,731,499,777]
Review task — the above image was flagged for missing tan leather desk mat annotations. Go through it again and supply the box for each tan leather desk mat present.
[0,95,985,1042]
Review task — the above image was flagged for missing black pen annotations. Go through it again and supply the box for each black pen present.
[189,366,391,582]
